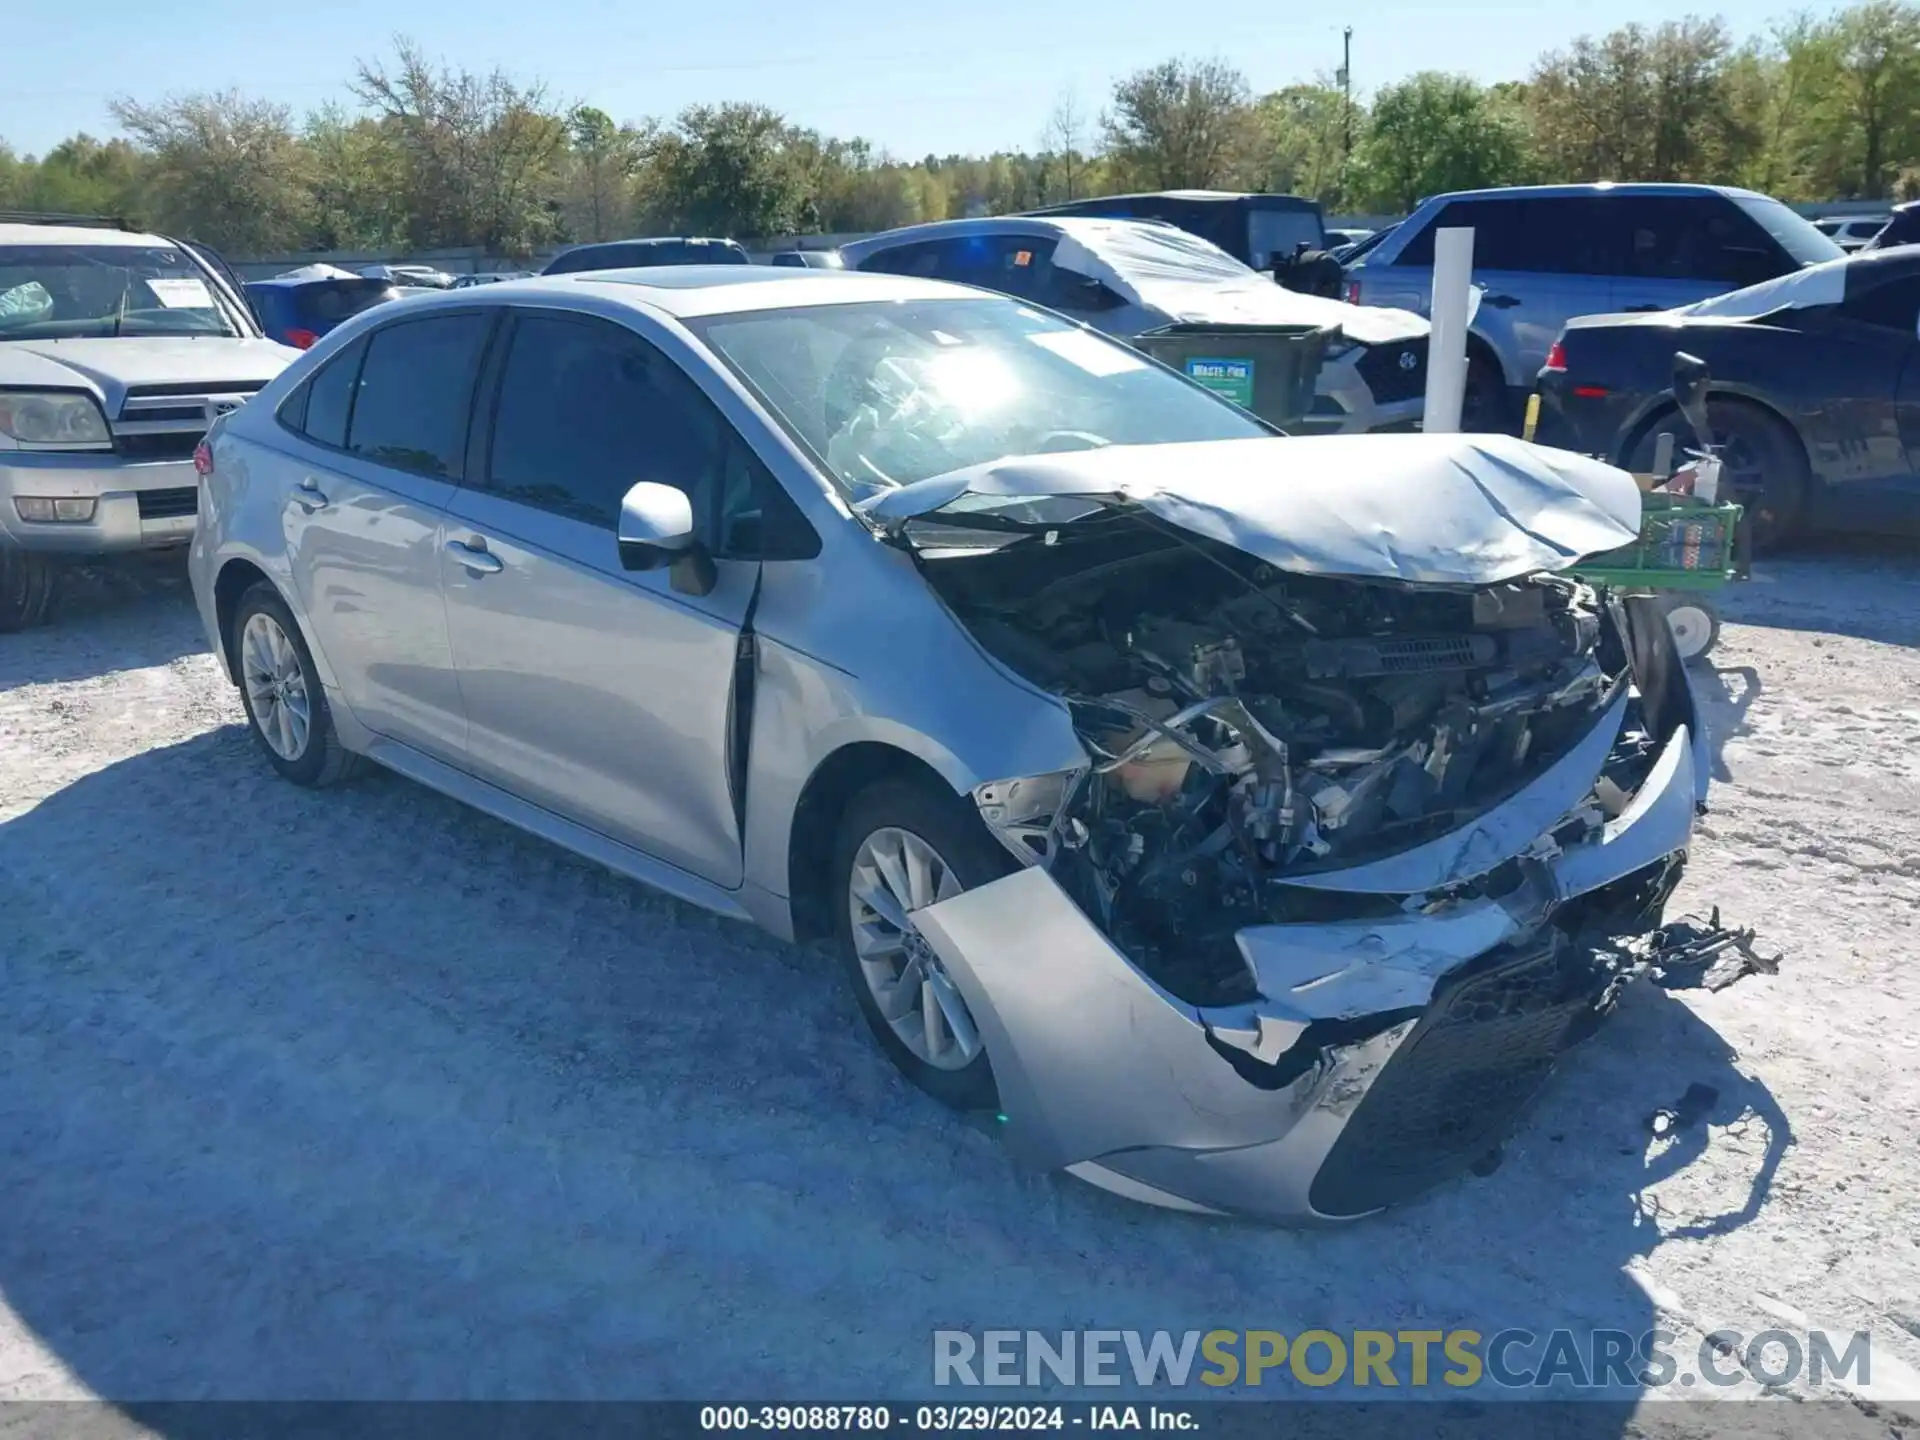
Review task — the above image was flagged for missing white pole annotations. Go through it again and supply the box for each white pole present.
[1424,227,1475,434]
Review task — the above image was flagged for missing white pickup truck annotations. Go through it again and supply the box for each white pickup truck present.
[0,214,298,629]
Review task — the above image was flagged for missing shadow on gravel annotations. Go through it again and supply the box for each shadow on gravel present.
[0,731,1788,1411]
[0,558,208,689]
[1692,663,1761,787]
[1723,541,1920,649]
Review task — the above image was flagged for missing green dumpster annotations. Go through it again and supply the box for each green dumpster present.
[1130,322,1335,431]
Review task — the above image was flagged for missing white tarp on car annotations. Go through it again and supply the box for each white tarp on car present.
[1675,254,1849,320]
[1047,218,1430,346]
[859,430,1643,585]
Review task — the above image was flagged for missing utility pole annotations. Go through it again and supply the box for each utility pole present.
[1340,27,1354,160]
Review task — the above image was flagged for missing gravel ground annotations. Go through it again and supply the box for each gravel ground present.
[3,553,1920,1430]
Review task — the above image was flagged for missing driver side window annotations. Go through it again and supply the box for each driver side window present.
[481,311,723,533]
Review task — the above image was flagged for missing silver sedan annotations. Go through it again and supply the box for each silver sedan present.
[190,265,1740,1222]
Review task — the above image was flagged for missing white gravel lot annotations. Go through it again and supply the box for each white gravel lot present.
[3,553,1920,1430]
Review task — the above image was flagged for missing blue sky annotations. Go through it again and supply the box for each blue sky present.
[5,0,1782,160]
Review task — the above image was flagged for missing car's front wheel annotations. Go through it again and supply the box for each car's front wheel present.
[230,583,360,787]
[830,778,1013,1111]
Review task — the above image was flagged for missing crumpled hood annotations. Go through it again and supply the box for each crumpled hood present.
[0,337,297,414]
[1051,221,1430,346]
[860,432,1643,585]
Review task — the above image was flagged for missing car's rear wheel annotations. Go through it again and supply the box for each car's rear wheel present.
[1627,400,1807,553]
[230,583,361,787]
[0,545,59,633]
[830,778,1013,1111]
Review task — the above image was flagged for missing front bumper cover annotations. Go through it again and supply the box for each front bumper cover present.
[914,666,1722,1224]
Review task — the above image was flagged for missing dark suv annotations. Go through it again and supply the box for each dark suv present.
[540,236,751,276]
[1344,183,1843,426]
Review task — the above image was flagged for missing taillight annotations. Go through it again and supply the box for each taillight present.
[1346,278,1362,305]
[193,440,214,476]
[286,327,319,350]
[1543,341,1568,372]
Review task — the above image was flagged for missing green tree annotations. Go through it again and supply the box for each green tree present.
[1352,72,1530,211]
[562,105,643,242]
[1102,57,1256,190]
[302,105,408,249]
[108,91,308,250]
[1252,82,1358,206]
[351,38,568,254]
[640,103,810,238]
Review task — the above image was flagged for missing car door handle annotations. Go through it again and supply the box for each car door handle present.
[1482,293,1522,308]
[293,478,329,513]
[445,538,503,575]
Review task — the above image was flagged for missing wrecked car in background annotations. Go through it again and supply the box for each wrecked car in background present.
[189,268,1763,1225]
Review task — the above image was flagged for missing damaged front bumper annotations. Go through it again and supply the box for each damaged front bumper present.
[915,662,1750,1223]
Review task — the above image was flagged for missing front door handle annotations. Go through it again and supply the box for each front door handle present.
[445,537,504,575]
[293,477,329,513]
[1482,292,1522,309]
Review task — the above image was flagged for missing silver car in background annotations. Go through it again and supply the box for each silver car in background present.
[190,265,1740,1223]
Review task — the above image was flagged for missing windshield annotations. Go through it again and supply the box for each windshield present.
[1247,208,1325,268]
[684,297,1269,501]
[1734,195,1845,268]
[0,244,244,340]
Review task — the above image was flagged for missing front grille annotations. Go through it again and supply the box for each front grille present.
[117,431,202,461]
[136,487,198,520]
[1307,935,1609,1217]
[121,380,266,401]
[1356,336,1429,405]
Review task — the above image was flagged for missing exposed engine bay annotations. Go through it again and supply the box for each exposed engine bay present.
[920,518,1671,1005]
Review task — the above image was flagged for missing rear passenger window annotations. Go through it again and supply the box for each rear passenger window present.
[482,312,724,531]
[297,334,366,449]
[1395,197,1615,274]
[346,313,492,479]
[1616,197,1791,287]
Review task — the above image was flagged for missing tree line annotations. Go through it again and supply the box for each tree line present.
[2,4,1917,259]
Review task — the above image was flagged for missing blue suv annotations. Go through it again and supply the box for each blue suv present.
[1344,183,1842,428]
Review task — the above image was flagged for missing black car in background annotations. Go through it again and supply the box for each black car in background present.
[243,271,401,349]
[540,236,751,275]
[1534,247,1920,547]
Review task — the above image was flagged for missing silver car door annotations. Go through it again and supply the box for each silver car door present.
[440,307,754,888]
[281,312,492,760]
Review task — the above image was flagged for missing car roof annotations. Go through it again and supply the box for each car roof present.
[1416,182,1769,207]
[392,265,989,319]
[839,213,1179,258]
[0,222,174,247]
[1032,189,1316,208]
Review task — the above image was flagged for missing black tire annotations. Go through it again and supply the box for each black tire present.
[829,777,1016,1111]
[1461,352,1514,435]
[0,545,59,633]
[229,582,361,787]
[1627,400,1807,554]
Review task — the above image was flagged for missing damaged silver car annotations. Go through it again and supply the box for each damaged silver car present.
[189,268,1762,1223]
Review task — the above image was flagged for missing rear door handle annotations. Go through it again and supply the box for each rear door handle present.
[293,477,329,513]
[1483,293,1522,309]
[445,537,503,575]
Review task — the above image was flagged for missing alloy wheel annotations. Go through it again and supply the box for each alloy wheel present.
[240,611,312,761]
[846,826,980,1071]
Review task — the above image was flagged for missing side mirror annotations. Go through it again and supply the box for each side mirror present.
[617,481,696,570]
[617,480,717,597]
[1671,352,1714,449]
